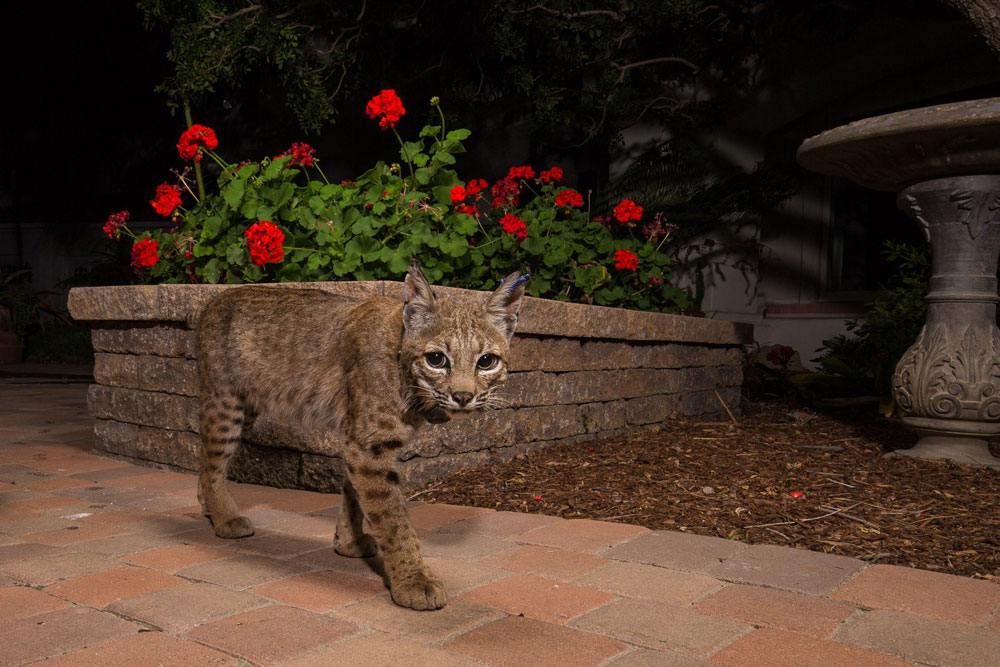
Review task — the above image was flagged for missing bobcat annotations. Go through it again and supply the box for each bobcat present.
[193,261,525,610]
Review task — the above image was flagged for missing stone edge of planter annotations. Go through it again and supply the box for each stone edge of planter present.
[67,282,752,345]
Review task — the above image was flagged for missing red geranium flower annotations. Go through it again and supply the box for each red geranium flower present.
[366,89,406,130]
[102,210,130,239]
[506,165,536,181]
[131,238,159,270]
[540,167,563,183]
[613,248,639,271]
[613,198,643,224]
[491,178,521,209]
[467,178,488,195]
[450,185,467,203]
[277,142,316,167]
[457,204,477,216]
[244,220,285,266]
[150,183,183,217]
[177,124,218,162]
[499,213,528,241]
[554,189,583,208]
[649,274,663,287]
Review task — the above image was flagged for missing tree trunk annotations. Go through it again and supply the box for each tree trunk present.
[945,0,1000,56]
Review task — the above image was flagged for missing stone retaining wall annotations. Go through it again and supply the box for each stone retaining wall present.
[69,281,751,491]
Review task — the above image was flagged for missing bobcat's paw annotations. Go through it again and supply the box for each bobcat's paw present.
[390,571,448,610]
[213,515,254,539]
[334,533,378,558]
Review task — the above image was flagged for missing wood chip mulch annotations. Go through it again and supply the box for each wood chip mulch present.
[416,401,1000,579]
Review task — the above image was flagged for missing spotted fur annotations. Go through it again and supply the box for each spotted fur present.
[194,261,524,610]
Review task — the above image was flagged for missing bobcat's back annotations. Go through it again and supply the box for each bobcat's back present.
[194,286,403,431]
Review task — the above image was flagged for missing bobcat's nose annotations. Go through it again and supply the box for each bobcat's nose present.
[451,391,474,407]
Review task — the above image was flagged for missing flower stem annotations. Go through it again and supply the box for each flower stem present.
[204,149,236,180]
[314,163,330,185]
[435,102,447,142]
[183,102,206,200]
[390,127,416,182]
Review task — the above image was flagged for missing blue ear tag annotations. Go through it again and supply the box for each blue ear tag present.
[498,273,530,289]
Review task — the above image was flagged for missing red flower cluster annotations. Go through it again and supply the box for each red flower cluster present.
[131,238,159,269]
[540,167,563,184]
[613,199,643,224]
[649,274,663,287]
[366,89,406,130]
[456,205,477,216]
[641,212,677,243]
[450,185,467,203]
[554,189,583,208]
[499,214,528,241]
[467,179,488,195]
[614,248,638,271]
[244,220,285,266]
[506,165,535,181]
[103,210,130,239]
[766,345,795,366]
[492,178,521,209]
[278,142,316,167]
[177,124,218,162]
[150,183,183,217]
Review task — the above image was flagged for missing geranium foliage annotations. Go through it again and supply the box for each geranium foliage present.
[105,94,691,313]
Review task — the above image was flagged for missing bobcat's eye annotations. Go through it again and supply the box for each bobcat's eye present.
[424,352,448,369]
[477,354,498,371]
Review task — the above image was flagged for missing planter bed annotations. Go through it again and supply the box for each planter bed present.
[68,281,751,491]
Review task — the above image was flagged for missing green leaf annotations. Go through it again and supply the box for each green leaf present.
[419,125,442,137]
[453,215,478,235]
[440,234,469,258]
[277,263,302,282]
[445,129,471,141]
[388,251,410,273]
[307,252,329,270]
[222,179,245,209]
[415,168,432,185]
[240,196,258,220]
[350,216,374,236]
[400,141,424,164]
[201,216,223,241]
[225,243,245,265]
[432,151,456,165]
[202,258,221,284]
[521,235,547,255]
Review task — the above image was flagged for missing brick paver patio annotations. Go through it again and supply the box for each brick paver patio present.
[1,375,999,666]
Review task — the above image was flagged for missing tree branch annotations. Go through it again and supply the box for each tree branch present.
[205,4,261,28]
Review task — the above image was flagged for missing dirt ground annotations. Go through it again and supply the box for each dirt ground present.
[416,400,1000,579]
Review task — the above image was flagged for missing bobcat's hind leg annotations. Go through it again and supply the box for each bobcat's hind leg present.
[334,476,378,558]
[198,391,254,538]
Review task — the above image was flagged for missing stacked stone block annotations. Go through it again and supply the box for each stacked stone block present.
[69,282,751,492]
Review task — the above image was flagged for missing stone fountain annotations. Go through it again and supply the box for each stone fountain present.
[798,98,1000,467]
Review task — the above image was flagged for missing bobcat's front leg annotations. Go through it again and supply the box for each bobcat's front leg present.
[343,443,446,610]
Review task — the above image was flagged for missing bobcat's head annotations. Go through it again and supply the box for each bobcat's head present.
[399,260,525,420]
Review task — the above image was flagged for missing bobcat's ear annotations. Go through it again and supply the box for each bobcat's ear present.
[403,259,439,332]
[485,271,526,342]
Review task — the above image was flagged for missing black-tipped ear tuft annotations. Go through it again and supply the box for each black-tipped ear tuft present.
[485,271,526,342]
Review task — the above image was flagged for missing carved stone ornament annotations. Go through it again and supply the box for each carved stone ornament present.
[893,324,1000,422]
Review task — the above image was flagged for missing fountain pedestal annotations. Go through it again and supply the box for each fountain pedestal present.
[798,99,1000,467]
